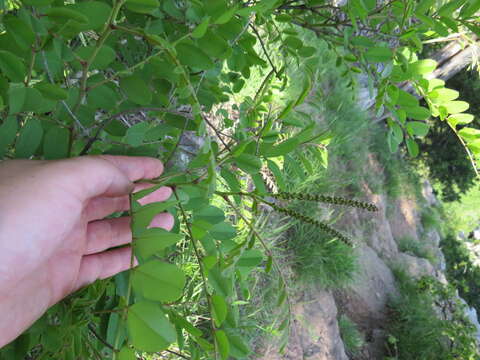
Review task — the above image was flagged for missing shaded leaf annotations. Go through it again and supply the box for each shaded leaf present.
[15,118,43,158]
[215,330,230,360]
[43,126,70,159]
[0,51,26,82]
[211,295,228,327]
[127,301,176,352]
[132,261,186,302]
[135,228,183,259]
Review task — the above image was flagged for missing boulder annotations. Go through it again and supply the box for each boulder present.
[260,290,348,360]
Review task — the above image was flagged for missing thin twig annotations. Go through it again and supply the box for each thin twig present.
[249,24,280,78]
[174,189,219,360]
[163,349,191,359]
[88,323,117,351]
[40,50,88,135]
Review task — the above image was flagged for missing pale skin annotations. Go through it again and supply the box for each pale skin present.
[0,155,173,348]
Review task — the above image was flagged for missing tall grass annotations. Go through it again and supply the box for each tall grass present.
[338,315,364,355]
[386,269,478,359]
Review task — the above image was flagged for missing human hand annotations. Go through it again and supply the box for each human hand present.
[0,156,173,347]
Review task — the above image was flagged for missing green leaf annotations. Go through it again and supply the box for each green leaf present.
[444,101,469,114]
[438,0,468,17]
[284,36,303,50]
[447,113,474,127]
[34,83,68,100]
[127,301,176,352]
[87,84,118,110]
[43,126,70,159]
[70,1,112,31]
[45,7,89,24]
[176,42,214,70]
[262,137,300,157]
[406,138,419,157]
[3,15,35,51]
[409,59,437,75]
[208,266,232,297]
[295,76,312,107]
[364,47,393,62]
[135,228,183,259]
[406,121,429,137]
[458,127,480,141]
[124,122,150,146]
[76,45,116,70]
[215,330,230,360]
[267,159,286,191]
[210,222,236,240]
[211,295,228,327]
[397,90,419,107]
[120,75,152,106]
[0,117,18,158]
[132,261,186,302]
[191,17,210,39]
[232,153,262,174]
[404,106,430,120]
[298,46,316,57]
[169,312,203,338]
[227,333,251,358]
[195,205,225,225]
[214,7,237,24]
[197,31,230,59]
[15,118,43,158]
[429,87,459,102]
[0,51,26,82]
[125,0,159,13]
[118,346,136,360]
[237,249,263,277]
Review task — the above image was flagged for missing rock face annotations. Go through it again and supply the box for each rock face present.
[260,290,348,360]
[393,253,436,279]
[334,245,397,359]
[388,197,419,242]
[258,159,478,360]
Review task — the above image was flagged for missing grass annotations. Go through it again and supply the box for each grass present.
[386,269,478,360]
[289,221,358,288]
[420,206,442,233]
[372,135,424,201]
[338,315,364,355]
[397,236,436,264]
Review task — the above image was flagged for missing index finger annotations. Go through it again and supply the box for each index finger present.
[96,155,164,182]
[60,156,165,200]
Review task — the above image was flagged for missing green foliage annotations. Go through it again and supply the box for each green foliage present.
[421,207,442,232]
[338,315,364,356]
[417,69,480,202]
[397,236,436,264]
[386,270,479,360]
[290,222,357,288]
[442,232,480,315]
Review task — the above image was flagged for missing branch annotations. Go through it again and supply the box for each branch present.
[88,323,117,351]
[249,24,280,79]
[74,0,126,112]
[174,189,219,360]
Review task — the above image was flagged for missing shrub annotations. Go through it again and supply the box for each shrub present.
[386,270,478,360]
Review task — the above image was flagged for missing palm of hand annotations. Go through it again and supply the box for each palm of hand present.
[0,156,172,347]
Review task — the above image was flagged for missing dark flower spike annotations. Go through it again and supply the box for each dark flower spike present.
[268,202,352,246]
[272,192,378,212]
